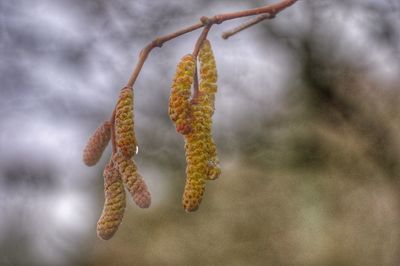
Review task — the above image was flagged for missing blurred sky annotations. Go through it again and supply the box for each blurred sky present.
[1,0,400,265]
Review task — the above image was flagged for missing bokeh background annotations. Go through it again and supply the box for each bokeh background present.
[1,0,400,265]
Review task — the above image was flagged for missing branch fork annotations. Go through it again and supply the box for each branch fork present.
[125,0,297,89]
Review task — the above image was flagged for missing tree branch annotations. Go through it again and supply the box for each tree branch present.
[222,13,274,40]
[192,19,212,58]
[125,0,298,89]
[126,22,204,88]
[213,0,296,22]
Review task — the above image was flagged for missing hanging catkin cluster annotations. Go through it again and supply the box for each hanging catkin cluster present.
[83,86,151,240]
[169,39,220,212]
[80,0,299,239]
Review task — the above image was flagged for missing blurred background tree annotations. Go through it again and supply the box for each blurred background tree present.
[1,0,400,265]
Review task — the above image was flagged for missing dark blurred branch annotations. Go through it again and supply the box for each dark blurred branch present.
[126,0,298,88]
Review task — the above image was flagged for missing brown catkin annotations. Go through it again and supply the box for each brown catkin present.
[115,86,137,158]
[83,121,111,166]
[131,173,151,209]
[198,40,221,180]
[169,54,196,135]
[97,160,126,240]
[113,152,151,208]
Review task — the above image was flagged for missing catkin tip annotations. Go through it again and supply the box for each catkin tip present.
[182,175,205,212]
[184,205,199,213]
[132,175,151,208]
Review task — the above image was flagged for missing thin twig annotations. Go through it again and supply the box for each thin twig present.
[126,22,204,88]
[125,0,297,89]
[193,69,199,100]
[213,0,296,22]
[192,22,213,97]
[192,19,212,58]
[222,13,274,40]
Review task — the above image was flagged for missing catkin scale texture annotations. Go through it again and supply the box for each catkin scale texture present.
[83,121,111,166]
[115,87,137,158]
[182,96,209,212]
[113,152,151,208]
[198,40,221,180]
[181,40,221,211]
[97,161,126,240]
[169,54,196,135]
[131,173,151,209]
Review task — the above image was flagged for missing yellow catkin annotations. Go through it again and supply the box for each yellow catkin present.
[83,121,111,166]
[113,152,151,208]
[182,96,209,212]
[198,40,221,180]
[115,86,137,158]
[169,54,196,135]
[97,160,126,240]
[180,40,222,211]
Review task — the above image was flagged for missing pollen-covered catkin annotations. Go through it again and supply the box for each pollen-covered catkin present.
[180,40,222,210]
[206,139,221,180]
[182,96,209,212]
[198,40,221,180]
[115,86,137,158]
[113,152,151,208]
[97,160,126,240]
[169,54,196,135]
[83,121,111,166]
